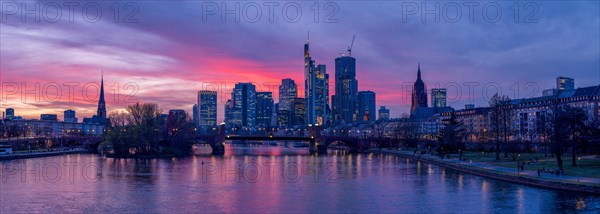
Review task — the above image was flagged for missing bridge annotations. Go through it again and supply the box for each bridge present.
[194,124,384,155]
[1,136,104,151]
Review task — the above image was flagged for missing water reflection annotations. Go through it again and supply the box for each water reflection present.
[1,144,599,213]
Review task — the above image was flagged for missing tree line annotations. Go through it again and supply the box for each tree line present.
[105,103,197,157]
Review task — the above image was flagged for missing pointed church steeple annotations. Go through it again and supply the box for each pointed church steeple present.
[97,71,107,125]
[99,71,105,104]
[417,63,421,80]
[411,63,428,116]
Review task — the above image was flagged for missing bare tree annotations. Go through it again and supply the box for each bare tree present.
[489,93,511,160]
[544,100,587,169]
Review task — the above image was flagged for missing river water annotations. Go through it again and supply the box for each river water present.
[1,145,598,213]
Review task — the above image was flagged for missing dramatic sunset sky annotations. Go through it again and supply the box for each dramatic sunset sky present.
[1,1,599,121]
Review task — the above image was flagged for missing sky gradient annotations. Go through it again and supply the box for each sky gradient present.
[1,0,599,122]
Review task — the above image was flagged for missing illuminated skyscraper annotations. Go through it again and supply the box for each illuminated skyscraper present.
[224,99,234,126]
[292,97,306,126]
[198,90,217,128]
[304,40,329,125]
[279,78,297,111]
[358,91,376,123]
[256,92,274,128]
[333,55,358,124]
[231,83,256,127]
[431,88,447,108]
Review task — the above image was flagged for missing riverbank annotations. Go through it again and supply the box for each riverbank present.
[369,149,600,195]
[0,148,88,160]
[104,153,179,159]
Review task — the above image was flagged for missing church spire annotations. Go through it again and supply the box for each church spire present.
[417,63,421,80]
[99,71,105,103]
[97,71,107,124]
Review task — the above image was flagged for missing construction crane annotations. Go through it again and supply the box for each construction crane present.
[347,35,356,56]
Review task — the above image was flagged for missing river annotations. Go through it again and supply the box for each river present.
[1,144,598,213]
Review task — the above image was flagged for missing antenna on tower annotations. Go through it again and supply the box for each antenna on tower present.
[307,30,310,44]
[347,35,356,56]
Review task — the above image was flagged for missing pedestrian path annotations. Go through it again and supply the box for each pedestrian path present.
[377,149,600,185]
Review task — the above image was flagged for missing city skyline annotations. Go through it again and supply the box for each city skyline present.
[1,1,598,122]
[1,1,600,212]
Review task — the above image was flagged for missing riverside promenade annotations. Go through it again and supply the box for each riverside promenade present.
[0,148,87,160]
[369,149,600,195]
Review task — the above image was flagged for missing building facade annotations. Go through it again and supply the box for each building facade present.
[292,97,306,126]
[64,110,77,123]
[557,76,575,91]
[304,42,329,125]
[431,88,447,108]
[256,92,274,128]
[2,119,104,137]
[41,114,58,121]
[358,91,376,123]
[279,78,298,111]
[333,56,358,124]
[198,90,218,127]
[192,104,198,127]
[231,83,256,127]
[5,108,14,119]
[378,106,390,121]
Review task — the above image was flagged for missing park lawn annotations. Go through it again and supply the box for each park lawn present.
[392,148,600,178]
[443,151,600,178]
[484,156,600,178]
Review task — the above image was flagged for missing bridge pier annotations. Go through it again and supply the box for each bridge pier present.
[210,142,225,155]
[309,142,327,155]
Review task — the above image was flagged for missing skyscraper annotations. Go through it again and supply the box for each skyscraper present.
[279,78,297,111]
[5,108,14,120]
[192,104,198,127]
[292,97,306,126]
[378,106,390,121]
[64,109,77,123]
[358,91,376,123]
[556,76,574,91]
[277,109,291,128]
[224,99,234,126]
[411,63,427,115]
[198,90,217,128]
[304,40,329,125]
[231,83,256,127]
[97,73,107,125]
[431,88,447,108]
[333,55,358,124]
[256,92,274,128]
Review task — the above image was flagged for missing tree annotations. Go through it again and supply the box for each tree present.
[162,111,196,156]
[373,120,390,148]
[559,106,587,166]
[394,114,420,149]
[489,93,511,160]
[506,141,524,161]
[106,103,196,157]
[437,111,465,158]
[106,103,162,156]
[545,101,587,169]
